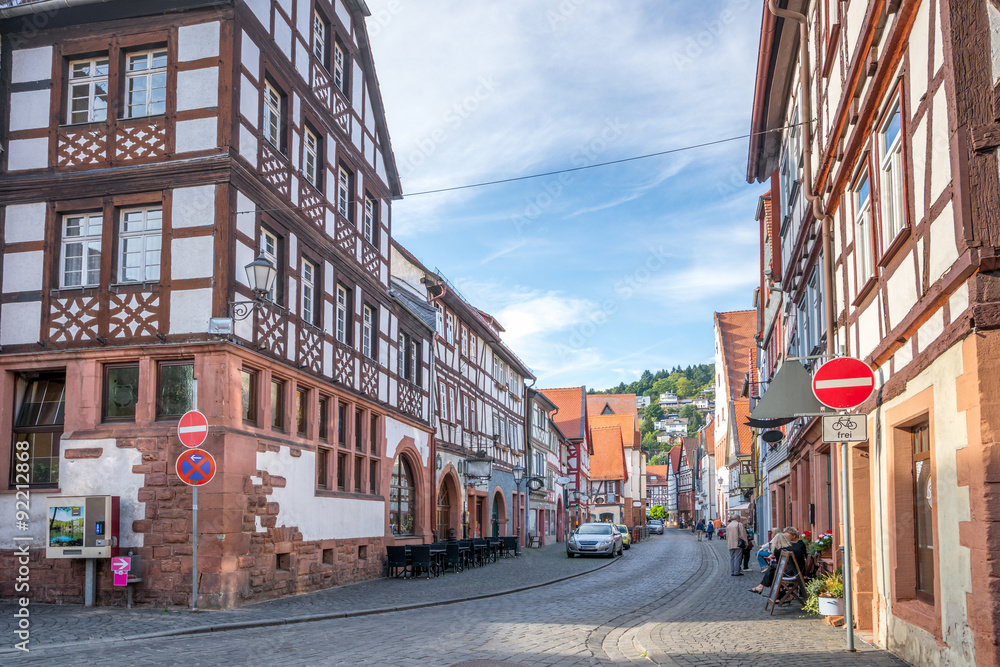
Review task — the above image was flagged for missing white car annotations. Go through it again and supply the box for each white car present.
[647,519,664,535]
[567,523,624,558]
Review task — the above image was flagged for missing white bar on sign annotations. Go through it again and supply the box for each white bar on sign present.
[178,425,208,433]
[815,377,873,389]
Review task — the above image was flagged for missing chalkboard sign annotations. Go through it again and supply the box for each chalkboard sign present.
[764,550,807,614]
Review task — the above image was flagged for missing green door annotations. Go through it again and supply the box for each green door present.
[492,496,500,537]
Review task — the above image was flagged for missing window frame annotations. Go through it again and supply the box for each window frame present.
[303,123,322,189]
[336,283,351,344]
[912,423,933,604]
[102,362,140,422]
[389,455,416,535]
[851,164,876,298]
[363,194,378,247]
[124,47,168,119]
[67,56,110,125]
[270,377,286,431]
[301,257,318,327]
[263,78,287,153]
[876,94,908,261]
[318,395,329,442]
[117,206,163,284]
[296,386,308,437]
[362,304,375,359]
[60,212,103,288]
[155,360,194,420]
[312,9,329,68]
[333,39,348,95]
[337,164,354,220]
[241,366,258,425]
[260,227,282,304]
[10,373,66,489]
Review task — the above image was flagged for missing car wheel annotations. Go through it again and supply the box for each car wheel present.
[567,552,575,558]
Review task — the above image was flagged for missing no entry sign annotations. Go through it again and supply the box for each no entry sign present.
[177,410,209,448]
[176,448,216,486]
[812,357,876,410]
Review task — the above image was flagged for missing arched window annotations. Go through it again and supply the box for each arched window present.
[437,483,450,539]
[390,456,415,536]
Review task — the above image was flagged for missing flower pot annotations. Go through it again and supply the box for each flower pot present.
[818,596,844,616]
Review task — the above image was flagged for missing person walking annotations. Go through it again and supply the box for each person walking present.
[726,515,748,576]
[740,520,755,570]
[695,518,705,541]
[705,519,714,541]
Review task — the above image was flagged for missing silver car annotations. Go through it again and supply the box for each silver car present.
[648,519,664,535]
[567,523,624,558]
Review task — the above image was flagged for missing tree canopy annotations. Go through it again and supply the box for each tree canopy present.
[591,364,714,399]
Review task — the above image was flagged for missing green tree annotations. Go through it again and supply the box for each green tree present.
[645,403,664,422]
[640,416,655,435]
[641,431,658,450]
[650,505,666,520]
[675,377,696,398]
[679,404,705,435]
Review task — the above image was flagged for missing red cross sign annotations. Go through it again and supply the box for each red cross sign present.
[176,448,216,487]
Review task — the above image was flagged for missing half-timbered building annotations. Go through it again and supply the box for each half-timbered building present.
[0,0,433,609]
[539,386,592,529]
[588,423,627,525]
[586,393,647,527]
[525,387,568,545]
[748,1,1000,663]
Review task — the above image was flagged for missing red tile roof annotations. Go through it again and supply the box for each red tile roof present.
[589,413,638,449]
[589,425,627,481]
[540,387,587,441]
[645,465,671,482]
[715,310,756,401]
[669,445,682,473]
[587,394,638,419]
[733,400,753,456]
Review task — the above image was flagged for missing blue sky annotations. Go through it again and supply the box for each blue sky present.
[366,1,764,390]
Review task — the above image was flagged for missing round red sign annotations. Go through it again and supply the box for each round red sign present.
[812,357,876,410]
[175,448,216,487]
[177,410,209,448]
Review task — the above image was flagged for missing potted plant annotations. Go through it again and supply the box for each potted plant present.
[807,530,834,557]
[804,569,844,616]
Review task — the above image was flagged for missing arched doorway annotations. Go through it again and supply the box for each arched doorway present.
[437,483,451,539]
[491,488,508,537]
[491,495,500,537]
[389,455,416,536]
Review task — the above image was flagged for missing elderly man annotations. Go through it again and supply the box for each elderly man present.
[726,515,748,576]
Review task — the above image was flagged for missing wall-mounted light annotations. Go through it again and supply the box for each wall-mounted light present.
[212,255,280,335]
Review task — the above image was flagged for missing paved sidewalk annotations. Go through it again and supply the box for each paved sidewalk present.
[0,541,614,654]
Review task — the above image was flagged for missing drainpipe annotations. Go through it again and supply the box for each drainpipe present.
[767,0,852,651]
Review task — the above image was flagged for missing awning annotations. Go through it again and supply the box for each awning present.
[727,500,750,510]
[751,360,823,419]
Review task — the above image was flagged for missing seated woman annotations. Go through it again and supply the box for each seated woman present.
[782,527,808,576]
[748,532,792,594]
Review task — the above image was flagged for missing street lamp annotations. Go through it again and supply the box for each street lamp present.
[232,255,278,319]
[513,463,525,543]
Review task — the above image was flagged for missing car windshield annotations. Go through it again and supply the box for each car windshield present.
[578,525,613,535]
[615,525,627,533]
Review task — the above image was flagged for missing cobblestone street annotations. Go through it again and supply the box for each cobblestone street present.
[3,531,907,665]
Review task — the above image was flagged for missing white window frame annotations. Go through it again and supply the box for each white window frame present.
[263,80,284,150]
[460,326,469,357]
[60,213,103,288]
[336,284,349,344]
[435,306,444,337]
[312,10,328,65]
[67,57,109,124]
[409,340,418,383]
[853,171,874,288]
[462,394,470,427]
[301,258,316,325]
[446,312,455,345]
[118,207,162,284]
[363,195,377,246]
[261,229,280,302]
[333,40,346,93]
[337,165,352,219]
[303,126,320,188]
[879,102,905,250]
[124,49,167,119]
[397,332,406,377]
[362,304,374,358]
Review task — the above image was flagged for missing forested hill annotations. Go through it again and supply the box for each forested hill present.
[590,364,714,400]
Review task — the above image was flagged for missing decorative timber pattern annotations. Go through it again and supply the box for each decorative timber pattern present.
[360,360,378,396]
[333,345,353,385]
[312,61,331,108]
[299,183,326,230]
[397,382,422,419]
[49,294,100,342]
[57,128,108,167]
[260,143,291,198]
[334,215,355,256]
[333,91,350,134]
[108,291,159,338]
[115,122,167,162]
[255,303,287,358]
[361,243,380,283]
[297,325,323,374]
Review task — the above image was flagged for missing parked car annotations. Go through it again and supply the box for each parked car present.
[648,519,664,535]
[567,523,623,558]
[615,524,631,549]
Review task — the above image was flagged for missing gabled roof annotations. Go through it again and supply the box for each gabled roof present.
[587,394,638,419]
[389,278,435,332]
[588,414,638,449]
[732,400,753,457]
[645,465,671,481]
[683,437,700,471]
[589,425,627,481]
[668,445,682,473]
[540,387,587,442]
[715,310,756,402]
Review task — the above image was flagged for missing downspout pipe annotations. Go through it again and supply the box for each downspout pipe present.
[767,0,836,359]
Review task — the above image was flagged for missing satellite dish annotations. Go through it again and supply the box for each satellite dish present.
[761,430,784,444]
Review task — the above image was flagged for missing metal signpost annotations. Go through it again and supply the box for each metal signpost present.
[813,357,876,653]
[176,394,214,612]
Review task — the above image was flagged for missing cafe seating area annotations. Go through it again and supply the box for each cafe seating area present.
[386,536,521,579]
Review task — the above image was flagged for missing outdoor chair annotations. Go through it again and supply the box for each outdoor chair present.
[410,545,437,579]
[386,546,410,578]
[443,543,463,573]
[459,540,476,568]
[501,536,519,558]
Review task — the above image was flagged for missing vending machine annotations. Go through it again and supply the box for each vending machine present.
[45,495,120,559]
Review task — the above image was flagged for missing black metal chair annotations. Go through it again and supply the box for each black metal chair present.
[443,542,463,573]
[502,536,519,558]
[459,540,476,568]
[386,546,410,578]
[410,545,437,579]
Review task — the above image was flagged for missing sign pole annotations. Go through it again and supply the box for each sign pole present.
[191,379,198,612]
[840,413,855,651]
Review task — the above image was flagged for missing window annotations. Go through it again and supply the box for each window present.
[318,396,329,441]
[460,326,468,357]
[389,456,415,535]
[336,284,350,344]
[317,447,330,489]
[157,361,193,418]
[312,10,328,66]
[448,386,456,426]
[337,402,347,446]
[354,456,363,493]
[337,164,353,219]
[369,459,378,495]
[435,306,444,337]
[11,374,65,487]
[362,305,374,359]
[125,49,167,118]
[68,57,109,124]
[410,340,419,384]
[398,332,406,377]
[462,395,470,427]
[337,451,346,490]
[853,170,874,288]
[263,79,285,151]
[303,125,321,188]
[363,195,378,246]
[912,423,933,602]
[296,388,308,436]
[241,368,257,424]
[370,413,379,455]
[534,452,545,477]
[301,258,317,326]
[355,408,364,452]
[271,378,285,430]
[494,355,506,386]
[104,364,139,421]
[879,103,906,250]
[61,213,102,288]
[446,312,455,345]
[118,207,162,283]
[333,40,348,94]
[261,228,280,302]
[439,382,450,422]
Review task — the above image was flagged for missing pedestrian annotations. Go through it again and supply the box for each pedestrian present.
[741,520,754,570]
[705,520,714,541]
[726,514,748,576]
[695,518,705,541]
